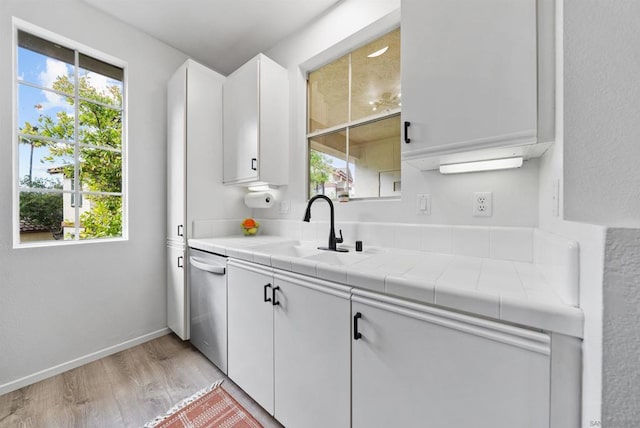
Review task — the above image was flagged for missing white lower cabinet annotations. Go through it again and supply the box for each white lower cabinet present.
[351,291,551,428]
[227,260,556,427]
[227,261,275,414]
[274,272,351,428]
[227,261,351,426]
[166,242,187,340]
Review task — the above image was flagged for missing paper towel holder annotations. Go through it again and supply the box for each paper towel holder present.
[244,190,277,209]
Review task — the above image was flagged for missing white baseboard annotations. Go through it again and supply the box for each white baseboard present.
[0,328,171,396]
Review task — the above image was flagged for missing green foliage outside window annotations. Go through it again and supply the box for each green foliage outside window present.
[19,74,123,239]
[309,150,333,195]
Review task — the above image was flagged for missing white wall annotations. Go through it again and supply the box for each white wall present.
[536,1,609,426]
[261,0,540,227]
[560,1,640,426]
[0,0,188,393]
[563,0,640,229]
[602,228,640,427]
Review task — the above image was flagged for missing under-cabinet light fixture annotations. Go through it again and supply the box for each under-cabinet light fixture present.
[439,157,524,174]
[367,46,389,58]
[247,183,276,192]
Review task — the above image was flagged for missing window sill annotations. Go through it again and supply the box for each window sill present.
[13,236,129,250]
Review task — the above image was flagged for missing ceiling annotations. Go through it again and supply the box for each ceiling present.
[81,0,341,75]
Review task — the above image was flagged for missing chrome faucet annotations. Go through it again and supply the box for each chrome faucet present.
[303,195,348,252]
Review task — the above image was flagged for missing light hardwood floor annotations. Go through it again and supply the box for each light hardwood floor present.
[0,334,282,428]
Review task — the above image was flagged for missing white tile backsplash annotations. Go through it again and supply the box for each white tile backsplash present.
[490,227,534,262]
[335,221,357,246]
[268,219,302,240]
[358,222,395,247]
[192,219,241,238]
[420,225,454,254]
[453,226,491,258]
[301,220,319,242]
[392,224,422,251]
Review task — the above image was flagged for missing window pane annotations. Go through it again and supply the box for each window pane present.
[79,147,122,193]
[18,139,73,189]
[79,53,123,107]
[308,54,349,133]
[18,31,75,95]
[79,195,122,239]
[18,84,75,141]
[348,115,401,198]
[19,190,64,243]
[309,130,348,200]
[351,28,401,121]
[16,30,126,245]
[78,102,122,149]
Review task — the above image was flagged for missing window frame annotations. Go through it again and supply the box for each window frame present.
[305,26,401,201]
[12,18,128,248]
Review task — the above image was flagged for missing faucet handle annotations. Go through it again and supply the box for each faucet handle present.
[336,229,344,244]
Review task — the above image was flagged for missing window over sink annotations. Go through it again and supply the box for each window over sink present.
[307,28,401,200]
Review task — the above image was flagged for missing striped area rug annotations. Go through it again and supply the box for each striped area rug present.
[144,380,263,428]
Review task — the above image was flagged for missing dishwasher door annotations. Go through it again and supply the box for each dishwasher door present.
[189,248,227,373]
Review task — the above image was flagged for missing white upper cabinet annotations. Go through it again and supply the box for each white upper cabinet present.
[401,0,542,169]
[166,59,225,340]
[223,53,289,185]
[167,59,225,243]
[167,62,187,243]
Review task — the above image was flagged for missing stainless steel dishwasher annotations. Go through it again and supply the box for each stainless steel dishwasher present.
[188,248,227,373]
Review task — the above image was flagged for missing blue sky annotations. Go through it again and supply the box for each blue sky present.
[17,46,122,184]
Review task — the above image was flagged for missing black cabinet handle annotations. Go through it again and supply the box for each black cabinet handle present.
[251,158,257,171]
[354,312,362,340]
[264,283,272,303]
[177,224,184,237]
[404,121,411,144]
[177,256,183,268]
[272,286,280,306]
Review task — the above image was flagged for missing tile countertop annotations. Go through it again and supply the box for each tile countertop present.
[189,236,584,338]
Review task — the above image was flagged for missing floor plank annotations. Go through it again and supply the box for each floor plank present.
[0,334,281,428]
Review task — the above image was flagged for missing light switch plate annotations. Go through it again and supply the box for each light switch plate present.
[417,194,431,215]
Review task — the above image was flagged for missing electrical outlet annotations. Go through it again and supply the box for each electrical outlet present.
[417,194,431,215]
[473,192,492,217]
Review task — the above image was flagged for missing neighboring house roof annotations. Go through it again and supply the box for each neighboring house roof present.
[332,167,353,184]
[47,166,64,174]
[20,218,50,233]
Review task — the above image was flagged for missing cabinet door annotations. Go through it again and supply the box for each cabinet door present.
[167,244,188,340]
[227,262,274,414]
[401,0,537,157]
[223,56,259,184]
[273,274,351,428]
[352,296,550,428]
[167,64,186,242]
